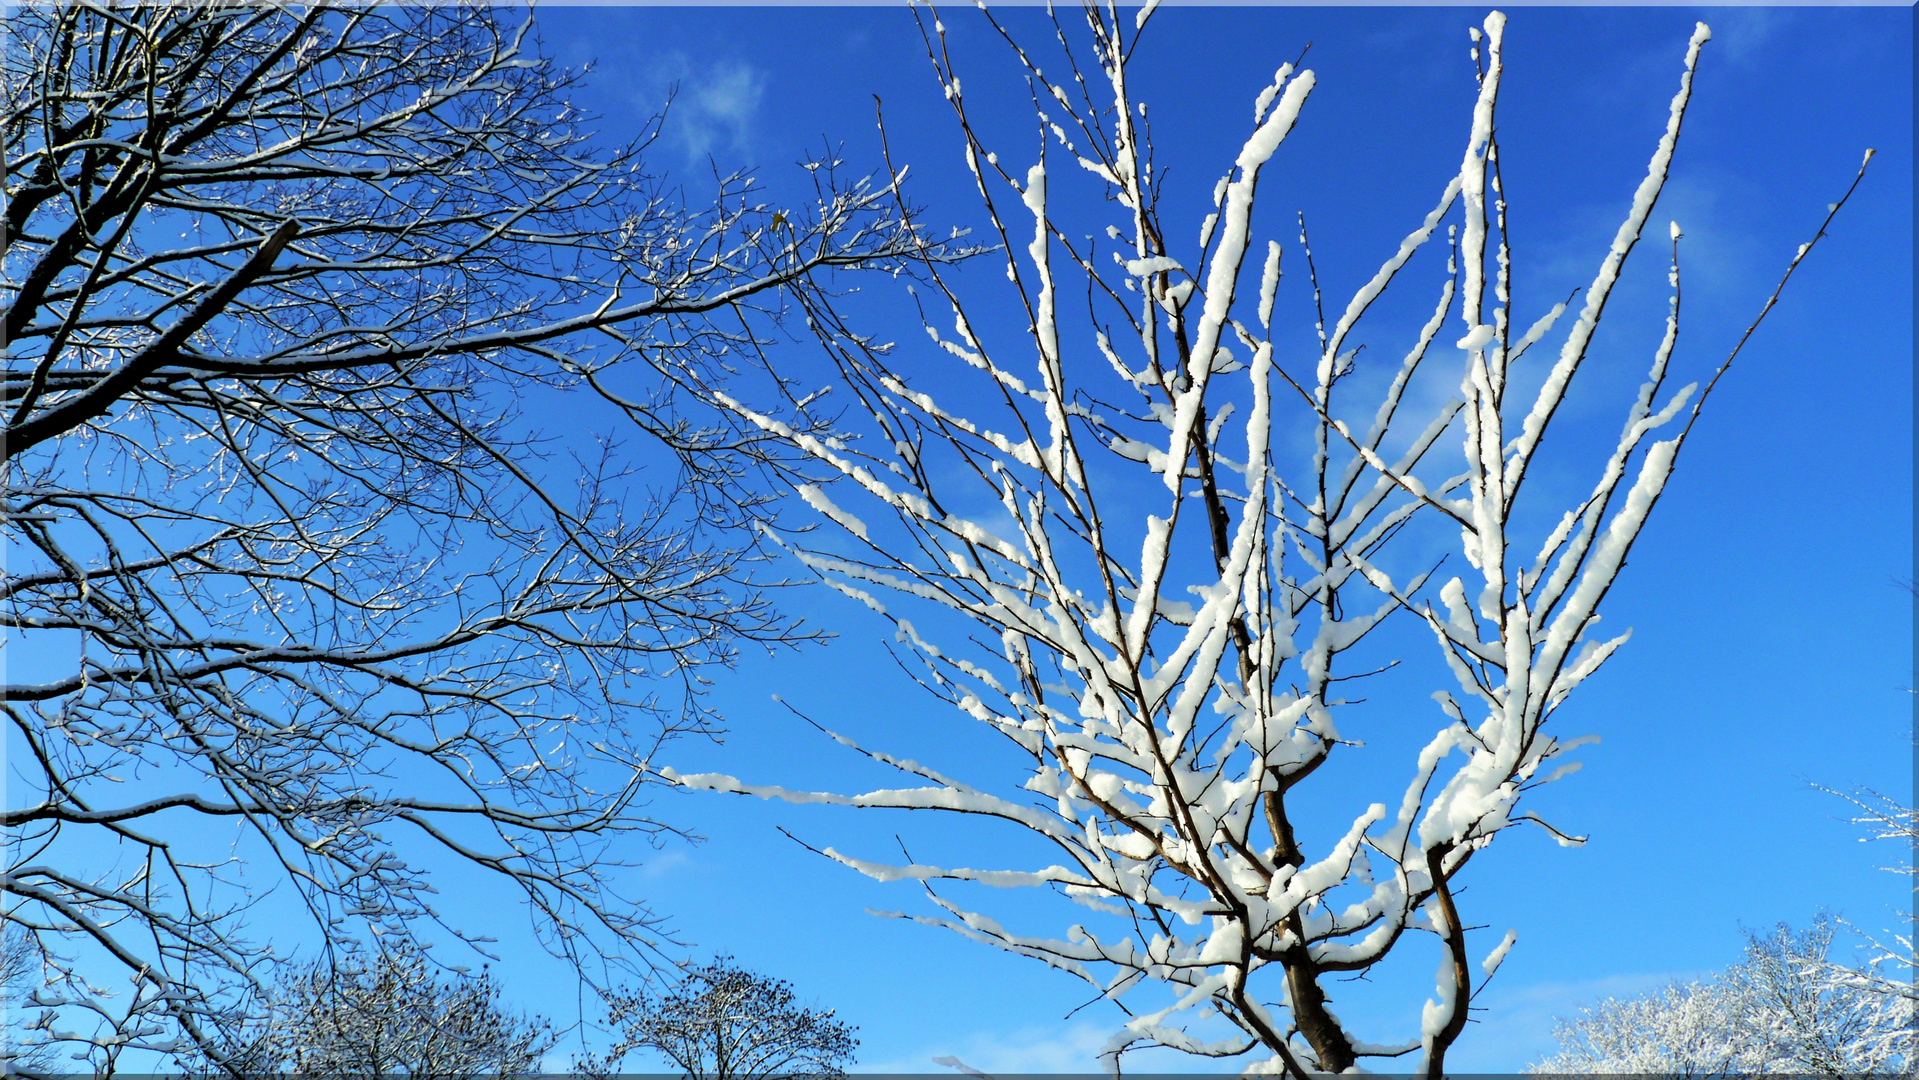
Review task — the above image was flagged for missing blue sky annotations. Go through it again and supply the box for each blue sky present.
[222,4,1918,1073]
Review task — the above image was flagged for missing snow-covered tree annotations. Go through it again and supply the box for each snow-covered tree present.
[1537,693,1919,1077]
[1530,915,1916,1076]
[579,957,857,1080]
[1794,765,1919,1069]
[1527,978,1763,1076]
[1792,585,1919,1044]
[1817,782,1919,1004]
[660,4,1869,1075]
[176,941,556,1079]
[1,1,942,1070]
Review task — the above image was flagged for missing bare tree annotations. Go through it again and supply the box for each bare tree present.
[1,1,946,1070]
[578,957,856,1080]
[175,941,556,1080]
[3,927,59,1076]
[660,5,1871,1076]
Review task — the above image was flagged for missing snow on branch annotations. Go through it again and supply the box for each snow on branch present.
[681,5,1869,1077]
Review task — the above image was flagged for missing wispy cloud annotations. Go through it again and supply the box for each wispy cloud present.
[858,1018,1246,1074]
[1699,8,1794,71]
[856,1021,1117,1074]
[650,53,767,164]
[637,847,693,880]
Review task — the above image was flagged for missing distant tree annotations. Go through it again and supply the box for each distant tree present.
[1805,780,1918,1021]
[581,957,857,1080]
[179,941,556,1079]
[1528,976,1761,1076]
[2,927,59,1077]
[1791,581,1918,1046]
[1534,529,1914,1078]
[1732,917,1916,1076]
[1534,740,1918,1078]
[1530,917,1915,1076]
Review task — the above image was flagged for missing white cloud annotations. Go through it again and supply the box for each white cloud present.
[856,1021,1116,1074]
[637,847,693,880]
[858,1017,1252,1075]
[1699,8,1793,71]
[651,54,766,163]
